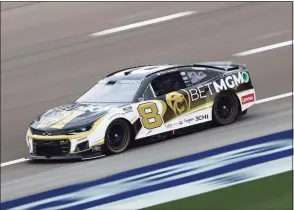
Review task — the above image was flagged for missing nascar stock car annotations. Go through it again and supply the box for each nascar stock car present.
[26,62,255,160]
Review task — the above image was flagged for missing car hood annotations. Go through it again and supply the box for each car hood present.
[30,102,129,132]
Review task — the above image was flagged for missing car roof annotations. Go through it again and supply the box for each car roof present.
[103,63,232,82]
[105,64,180,80]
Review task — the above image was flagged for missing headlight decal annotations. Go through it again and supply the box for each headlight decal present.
[67,126,92,135]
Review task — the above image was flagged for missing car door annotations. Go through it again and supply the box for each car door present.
[148,71,194,130]
[151,71,191,122]
[135,69,215,138]
[143,67,216,132]
[135,71,188,138]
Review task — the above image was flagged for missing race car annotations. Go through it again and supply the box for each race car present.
[26,62,255,160]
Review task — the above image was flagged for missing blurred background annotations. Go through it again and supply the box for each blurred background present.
[1,1,292,205]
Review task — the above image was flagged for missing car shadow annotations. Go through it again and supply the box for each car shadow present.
[26,159,80,165]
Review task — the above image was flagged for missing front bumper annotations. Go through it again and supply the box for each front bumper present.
[27,149,105,161]
[28,138,106,161]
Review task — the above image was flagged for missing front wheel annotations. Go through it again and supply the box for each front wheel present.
[212,91,239,126]
[105,119,132,154]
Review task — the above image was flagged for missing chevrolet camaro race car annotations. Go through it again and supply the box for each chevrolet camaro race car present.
[26,62,255,160]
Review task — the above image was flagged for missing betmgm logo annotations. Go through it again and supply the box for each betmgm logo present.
[213,72,250,93]
[166,92,191,116]
[189,72,250,101]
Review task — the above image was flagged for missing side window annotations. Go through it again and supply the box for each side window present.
[151,72,186,97]
[142,84,155,101]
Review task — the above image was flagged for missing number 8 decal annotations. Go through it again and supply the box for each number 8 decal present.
[137,102,163,129]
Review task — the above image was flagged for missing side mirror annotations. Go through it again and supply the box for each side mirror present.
[138,97,144,102]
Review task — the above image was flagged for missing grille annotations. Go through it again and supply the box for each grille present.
[30,128,45,135]
[33,139,71,156]
[30,128,66,136]
[30,126,92,136]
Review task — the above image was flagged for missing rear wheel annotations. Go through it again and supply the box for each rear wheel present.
[238,109,248,116]
[105,119,132,154]
[212,91,239,125]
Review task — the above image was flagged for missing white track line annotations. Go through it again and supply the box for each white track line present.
[1,158,28,167]
[233,40,293,56]
[88,11,196,37]
[1,92,292,168]
[255,92,293,104]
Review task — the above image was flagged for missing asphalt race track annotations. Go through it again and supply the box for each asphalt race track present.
[1,2,292,201]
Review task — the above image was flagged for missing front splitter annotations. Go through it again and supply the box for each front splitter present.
[27,152,105,161]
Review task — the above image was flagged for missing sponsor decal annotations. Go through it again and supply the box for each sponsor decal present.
[166,92,191,116]
[184,118,194,124]
[118,80,142,84]
[165,119,186,129]
[77,137,88,142]
[172,121,183,127]
[192,67,206,70]
[156,69,177,76]
[108,113,126,120]
[92,145,102,152]
[55,104,75,112]
[213,72,249,93]
[36,120,56,129]
[187,71,207,84]
[189,84,212,101]
[174,115,208,127]
[241,93,255,104]
[53,104,110,114]
[37,111,72,128]
[184,80,192,87]
[195,114,209,121]
[74,104,110,113]
[123,106,133,113]
[50,111,85,129]
[189,72,250,101]
[165,124,173,129]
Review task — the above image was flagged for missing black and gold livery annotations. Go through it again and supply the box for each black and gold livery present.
[27,62,255,160]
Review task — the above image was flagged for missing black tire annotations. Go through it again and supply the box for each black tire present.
[212,91,239,125]
[105,119,132,154]
[238,109,248,116]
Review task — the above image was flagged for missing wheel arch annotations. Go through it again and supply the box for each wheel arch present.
[213,89,241,115]
[104,117,136,154]
[109,117,136,141]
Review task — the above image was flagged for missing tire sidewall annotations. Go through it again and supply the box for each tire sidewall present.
[212,91,239,125]
[105,119,132,154]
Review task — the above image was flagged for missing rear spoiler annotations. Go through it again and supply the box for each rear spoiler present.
[194,61,247,71]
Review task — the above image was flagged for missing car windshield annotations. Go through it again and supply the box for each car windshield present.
[76,80,141,103]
